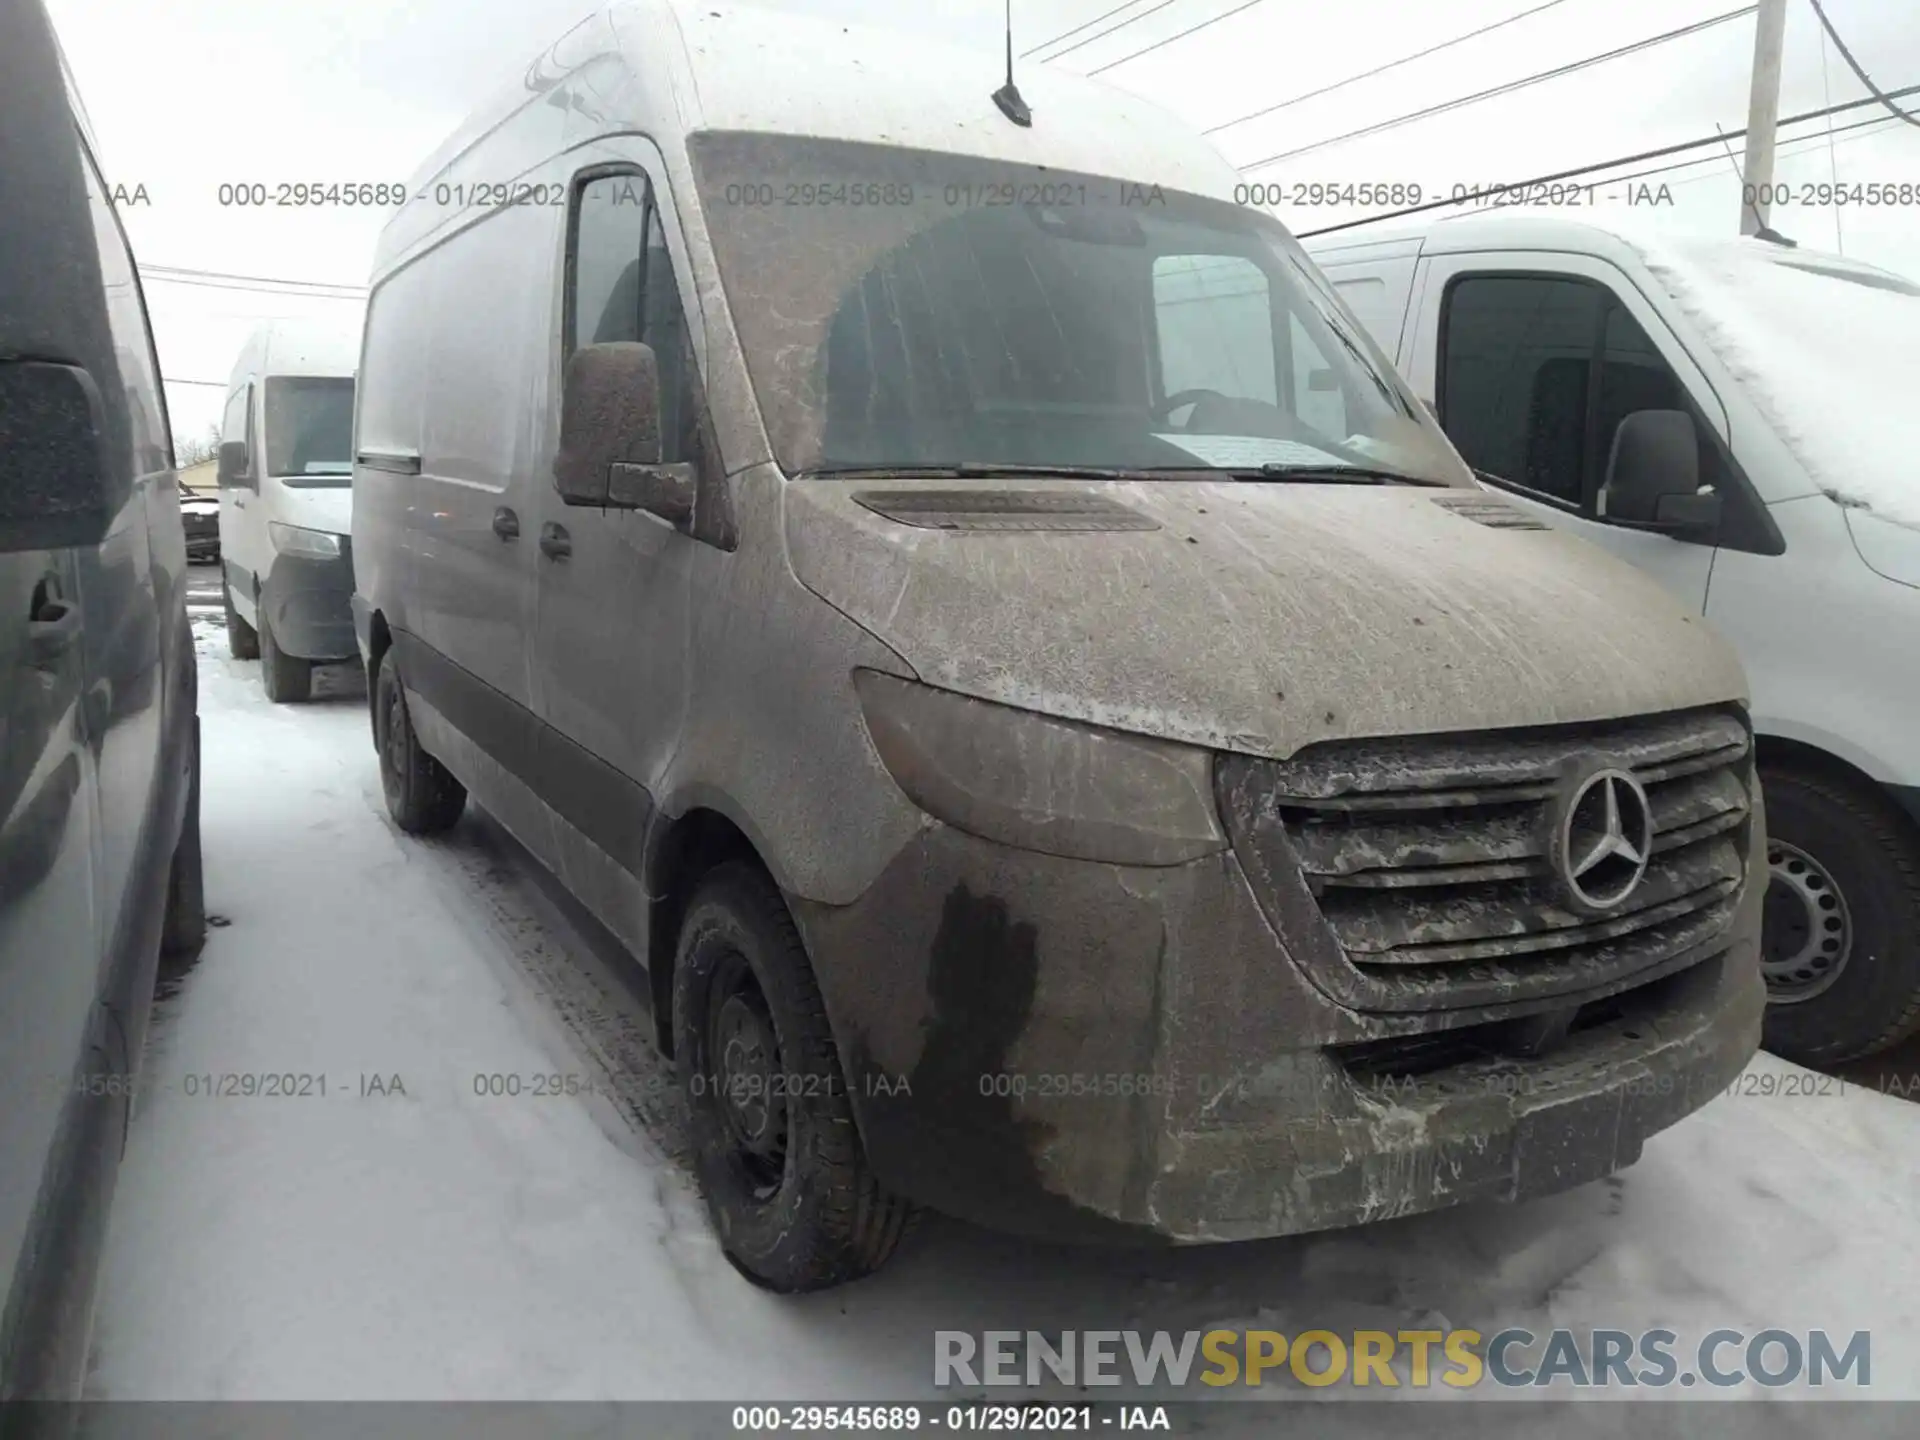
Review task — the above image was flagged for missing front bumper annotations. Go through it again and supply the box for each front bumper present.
[790,818,1765,1246]
[262,542,356,661]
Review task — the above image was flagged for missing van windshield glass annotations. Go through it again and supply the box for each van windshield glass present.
[687,130,1469,485]
[263,376,355,484]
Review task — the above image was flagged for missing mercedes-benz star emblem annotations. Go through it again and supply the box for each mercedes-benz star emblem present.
[1548,766,1654,915]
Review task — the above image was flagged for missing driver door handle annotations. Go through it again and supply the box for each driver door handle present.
[492,506,519,541]
[539,522,571,560]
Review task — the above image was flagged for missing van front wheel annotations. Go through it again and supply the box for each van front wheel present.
[1759,763,1920,1066]
[258,609,312,703]
[224,580,259,660]
[373,651,466,834]
[673,862,911,1291]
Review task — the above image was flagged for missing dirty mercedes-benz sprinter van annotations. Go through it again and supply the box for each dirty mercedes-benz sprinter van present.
[217,318,359,702]
[353,0,1766,1290]
[1306,213,1920,1067]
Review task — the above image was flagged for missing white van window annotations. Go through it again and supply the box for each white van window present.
[1441,274,1721,512]
[263,376,353,481]
[687,131,1465,485]
[568,171,692,464]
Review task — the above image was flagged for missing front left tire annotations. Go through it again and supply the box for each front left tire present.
[672,861,912,1292]
[160,716,206,965]
[258,607,312,704]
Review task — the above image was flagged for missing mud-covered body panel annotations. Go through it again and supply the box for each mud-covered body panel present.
[790,801,1764,1243]
[785,477,1747,760]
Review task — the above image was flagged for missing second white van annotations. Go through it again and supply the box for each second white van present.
[1307,213,1920,1065]
[216,318,360,702]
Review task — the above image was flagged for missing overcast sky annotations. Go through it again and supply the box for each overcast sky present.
[43,0,1920,448]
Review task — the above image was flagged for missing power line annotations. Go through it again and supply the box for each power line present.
[1807,0,1920,127]
[1020,0,1153,58]
[1088,0,1270,75]
[1203,0,1579,136]
[1242,5,1757,172]
[1034,0,1185,62]
[1611,109,1902,188]
[1294,80,1920,237]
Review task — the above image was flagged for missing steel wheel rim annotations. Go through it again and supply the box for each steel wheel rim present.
[379,681,407,806]
[1761,839,1852,1002]
[706,951,788,1196]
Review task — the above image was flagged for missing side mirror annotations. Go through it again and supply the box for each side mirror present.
[553,342,695,524]
[1602,409,1703,526]
[1653,489,1723,536]
[216,438,252,489]
[0,361,113,554]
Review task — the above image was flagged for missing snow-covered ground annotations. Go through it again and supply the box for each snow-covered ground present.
[80,575,1920,1427]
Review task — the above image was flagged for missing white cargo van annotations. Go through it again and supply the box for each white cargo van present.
[216,318,360,701]
[1307,214,1920,1064]
[351,0,1766,1290]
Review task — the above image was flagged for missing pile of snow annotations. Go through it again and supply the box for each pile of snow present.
[1622,232,1920,530]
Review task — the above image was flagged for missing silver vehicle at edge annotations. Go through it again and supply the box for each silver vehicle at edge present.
[350,0,1766,1290]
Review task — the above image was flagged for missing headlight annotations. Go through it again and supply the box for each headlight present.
[852,668,1226,866]
[268,521,342,559]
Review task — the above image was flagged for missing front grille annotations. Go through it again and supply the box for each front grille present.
[1216,707,1753,1013]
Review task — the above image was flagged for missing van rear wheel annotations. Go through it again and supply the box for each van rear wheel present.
[1759,762,1920,1065]
[258,609,312,703]
[673,862,911,1291]
[373,651,466,834]
[224,580,259,660]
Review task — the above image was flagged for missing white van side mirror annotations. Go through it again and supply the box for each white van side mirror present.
[1603,409,1712,536]
[554,341,685,517]
[216,438,252,490]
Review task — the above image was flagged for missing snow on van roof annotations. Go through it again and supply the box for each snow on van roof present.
[655,1,1239,190]
[1621,232,1920,530]
[377,0,1242,275]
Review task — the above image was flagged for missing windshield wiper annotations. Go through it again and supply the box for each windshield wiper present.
[1232,464,1447,488]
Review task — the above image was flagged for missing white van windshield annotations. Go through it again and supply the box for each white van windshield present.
[688,131,1469,486]
[263,375,355,485]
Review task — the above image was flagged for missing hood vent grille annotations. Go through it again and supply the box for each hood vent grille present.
[1431,493,1550,530]
[852,489,1160,532]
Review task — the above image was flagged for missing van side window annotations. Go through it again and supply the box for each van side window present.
[567,170,690,463]
[1441,274,1722,513]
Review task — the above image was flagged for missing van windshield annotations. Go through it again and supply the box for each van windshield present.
[263,375,355,484]
[686,130,1470,485]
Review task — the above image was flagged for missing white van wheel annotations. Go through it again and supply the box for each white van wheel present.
[1759,763,1920,1065]
[224,580,259,660]
[257,609,312,703]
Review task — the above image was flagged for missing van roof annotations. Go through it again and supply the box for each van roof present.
[231,318,360,383]
[1303,208,1907,290]
[374,0,1243,278]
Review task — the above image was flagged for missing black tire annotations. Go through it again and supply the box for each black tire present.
[224,580,258,660]
[1759,762,1920,1066]
[373,650,466,834]
[673,862,911,1292]
[258,607,312,703]
[160,716,207,964]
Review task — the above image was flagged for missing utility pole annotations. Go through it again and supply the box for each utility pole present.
[1740,0,1790,234]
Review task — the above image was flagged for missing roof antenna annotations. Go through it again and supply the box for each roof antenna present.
[1714,123,1798,247]
[991,0,1032,127]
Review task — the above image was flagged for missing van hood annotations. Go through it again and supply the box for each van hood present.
[784,478,1747,760]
